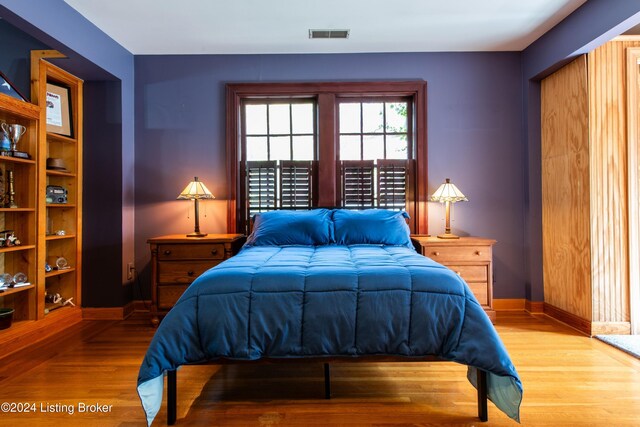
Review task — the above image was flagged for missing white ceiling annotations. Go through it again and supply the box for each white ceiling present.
[63,0,587,55]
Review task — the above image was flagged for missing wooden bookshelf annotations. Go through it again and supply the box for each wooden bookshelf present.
[0,51,83,349]
[0,91,39,324]
[31,52,83,319]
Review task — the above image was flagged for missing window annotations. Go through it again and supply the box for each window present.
[227,82,427,234]
[244,101,315,162]
[241,100,317,218]
[338,99,412,210]
[338,100,409,161]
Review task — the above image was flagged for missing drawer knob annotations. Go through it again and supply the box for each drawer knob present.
[164,250,172,256]
[456,271,462,276]
[211,249,218,255]
[187,270,195,276]
[475,251,482,256]
[432,251,440,256]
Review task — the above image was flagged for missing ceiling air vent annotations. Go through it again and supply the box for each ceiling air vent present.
[309,29,350,39]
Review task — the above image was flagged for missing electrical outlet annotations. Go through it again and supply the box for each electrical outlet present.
[127,262,134,281]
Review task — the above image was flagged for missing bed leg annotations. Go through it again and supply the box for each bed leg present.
[477,369,488,422]
[324,363,331,399]
[167,369,177,425]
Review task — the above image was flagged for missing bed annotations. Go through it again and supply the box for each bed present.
[137,209,523,425]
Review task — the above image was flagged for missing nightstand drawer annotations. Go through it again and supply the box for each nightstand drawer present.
[148,234,245,326]
[157,284,189,309]
[423,245,491,262]
[467,282,489,305]
[158,261,216,284]
[158,243,225,260]
[411,236,496,322]
[446,264,488,282]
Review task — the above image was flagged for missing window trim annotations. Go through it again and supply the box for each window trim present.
[226,81,428,234]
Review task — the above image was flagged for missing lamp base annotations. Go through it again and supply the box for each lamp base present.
[186,232,208,238]
[437,232,460,239]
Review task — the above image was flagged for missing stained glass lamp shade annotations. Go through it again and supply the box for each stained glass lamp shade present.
[177,176,214,237]
[430,178,468,239]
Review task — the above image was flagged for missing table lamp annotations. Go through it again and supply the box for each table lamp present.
[177,176,214,237]
[430,178,468,239]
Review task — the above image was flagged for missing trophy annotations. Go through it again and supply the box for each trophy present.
[0,123,29,159]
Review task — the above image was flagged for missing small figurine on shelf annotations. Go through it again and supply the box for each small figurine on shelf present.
[5,170,17,208]
[0,230,21,247]
[6,233,20,246]
[44,292,74,310]
[44,292,62,304]
[0,273,12,288]
[55,257,70,270]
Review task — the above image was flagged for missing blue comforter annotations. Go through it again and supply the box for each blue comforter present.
[138,245,522,424]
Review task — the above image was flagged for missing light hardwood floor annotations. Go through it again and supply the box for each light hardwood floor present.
[0,312,639,426]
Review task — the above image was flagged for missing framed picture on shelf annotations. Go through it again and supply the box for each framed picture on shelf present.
[45,83,73,137]
[0,70,27,101]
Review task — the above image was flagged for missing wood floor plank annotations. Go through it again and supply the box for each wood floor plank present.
[0,312,639,425]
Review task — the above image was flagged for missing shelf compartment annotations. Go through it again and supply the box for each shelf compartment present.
[45,139,77,179]
[0,236,36,289]
[0,210,37,248]
[46,208,76,236]
[45,235,76,269]
[45,174,77,205]
[0,161,37,208]
[44,266,77,315]
[0,279,35,320]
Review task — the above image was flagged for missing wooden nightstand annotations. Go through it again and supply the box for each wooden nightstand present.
[411,236,496,321]
[147,234,245,326]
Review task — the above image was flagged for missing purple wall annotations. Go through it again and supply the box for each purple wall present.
[523,0,640,79]
[0,20,49,100]
[135,52,525,298]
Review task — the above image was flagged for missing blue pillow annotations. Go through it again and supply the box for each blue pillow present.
[333,209,412,247]
[245,209,334,246]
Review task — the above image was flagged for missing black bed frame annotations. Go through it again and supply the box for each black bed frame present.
[164,357,488,425]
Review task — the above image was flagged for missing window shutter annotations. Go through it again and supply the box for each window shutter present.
[246,161,277,216]
[280,160,314,208]
[340,160,375,208]
[378,159,409,209]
